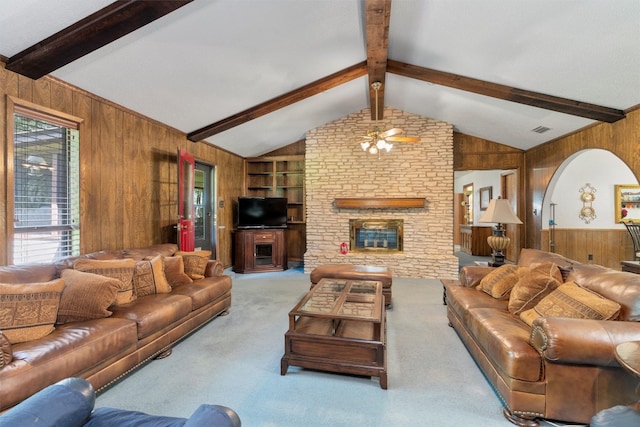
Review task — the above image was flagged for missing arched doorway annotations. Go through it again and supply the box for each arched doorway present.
[541,149,638,266]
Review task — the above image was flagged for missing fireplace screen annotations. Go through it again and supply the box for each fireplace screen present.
[349,219,403,253]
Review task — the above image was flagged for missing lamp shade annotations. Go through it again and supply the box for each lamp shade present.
[478,198,522,225]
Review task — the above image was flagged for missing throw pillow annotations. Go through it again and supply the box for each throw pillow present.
[0,330,13,369]
[132,255,171,297]
[477,265,530,299]
[520,281,621,326]
[73,258,136,305]
[163,256,193,287]
[57,269,121,324]
[175,250,211,280]
[508,262,563,315]
[0,279,65,344]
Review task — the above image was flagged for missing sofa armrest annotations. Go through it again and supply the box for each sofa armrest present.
[458,266,494,288]
[205,260,225,277]
[530,317,640,366]
[0,377,95,427]
[184,404,241,427]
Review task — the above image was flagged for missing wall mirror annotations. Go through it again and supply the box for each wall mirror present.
[615,184,640,223]
[479,186,492,211]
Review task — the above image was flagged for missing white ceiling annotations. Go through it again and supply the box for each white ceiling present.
[1,0,639,158]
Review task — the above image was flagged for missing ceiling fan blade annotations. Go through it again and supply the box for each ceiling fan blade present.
[386,136,421,142]
[379,128,403,138]
[359,135,374,140]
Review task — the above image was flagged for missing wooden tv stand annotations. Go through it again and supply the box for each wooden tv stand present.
[233,228,287,273]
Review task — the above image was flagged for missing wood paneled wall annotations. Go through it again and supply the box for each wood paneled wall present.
[453,132,524,171]
[526,109,640,249]
[453,108,640,268]
[0,64,245,267]
[541,228,633,270]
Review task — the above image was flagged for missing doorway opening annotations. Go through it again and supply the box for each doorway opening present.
[194,162,217,259]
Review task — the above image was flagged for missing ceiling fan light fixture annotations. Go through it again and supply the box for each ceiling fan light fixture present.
[357,81,419,157]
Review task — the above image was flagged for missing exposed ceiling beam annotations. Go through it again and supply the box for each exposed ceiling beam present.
[187,62,368,142]
[387,59,626,123]
[5,0,193,80]
[365,0,391,120]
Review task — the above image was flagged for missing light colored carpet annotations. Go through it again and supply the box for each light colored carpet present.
[95,269,569,426]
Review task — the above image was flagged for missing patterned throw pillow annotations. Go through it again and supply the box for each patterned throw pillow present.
[0,330,12,369]
[477,265,530,299]
[57,269,121,324]
[133,255,171,297]
[520,281,621,326]
[175,250,211,280]
[0,279,65,344]
[508,262,563,315]
[163,256,193,287]
[73,258,136,305]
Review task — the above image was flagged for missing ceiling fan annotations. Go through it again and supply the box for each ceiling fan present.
[359,81,421,156]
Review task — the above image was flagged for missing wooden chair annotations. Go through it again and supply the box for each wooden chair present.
[623,221,640,260]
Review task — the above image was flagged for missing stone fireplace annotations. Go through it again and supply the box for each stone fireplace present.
[304,106,458,279]
[350,219,403,253]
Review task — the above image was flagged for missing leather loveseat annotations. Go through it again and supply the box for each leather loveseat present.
[444,248,640,426]
[0,244,232,412]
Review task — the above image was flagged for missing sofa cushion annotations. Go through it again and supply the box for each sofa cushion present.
[0,330,12,368]
[520,281,621,326]
[0,280,65,344]
[172,275,232,311]
[569,264,640,321]
[477,264,529,299]
[176,251,211,280]
[73,259,136,305]
[132,256,171,297]
[109,294,192,339]
[508,262,562,315]
[57,269,121,324]
[164,256,193,287]
[445,284,509,331]
[8,318,138,406]
[465,307,543,382]
[0,377,95,427]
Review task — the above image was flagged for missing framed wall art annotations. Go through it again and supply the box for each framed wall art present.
[615,184,640,223]
[479,186,492,211]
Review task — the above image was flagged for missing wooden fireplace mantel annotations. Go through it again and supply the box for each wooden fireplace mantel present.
[334,197,426,209]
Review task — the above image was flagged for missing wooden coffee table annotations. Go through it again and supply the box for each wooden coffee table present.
[280,278,387,389]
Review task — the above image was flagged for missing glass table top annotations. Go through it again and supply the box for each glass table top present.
[293,279,382,321]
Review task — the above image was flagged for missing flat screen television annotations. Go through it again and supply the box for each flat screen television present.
[236,197,288,229]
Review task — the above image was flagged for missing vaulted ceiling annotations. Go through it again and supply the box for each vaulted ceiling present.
[1,0,638,158]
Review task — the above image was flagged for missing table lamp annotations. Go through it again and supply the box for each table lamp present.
[478,198,522,266]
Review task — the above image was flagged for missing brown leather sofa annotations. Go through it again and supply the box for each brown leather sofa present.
[444,248,640,426]
[0,244,232,412]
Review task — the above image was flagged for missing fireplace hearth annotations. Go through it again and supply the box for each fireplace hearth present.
[349,219,403,253]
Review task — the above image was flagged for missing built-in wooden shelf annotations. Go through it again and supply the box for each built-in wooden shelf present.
[333,197,426,209]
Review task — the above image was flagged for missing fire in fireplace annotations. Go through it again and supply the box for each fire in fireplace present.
[349,219,403,253]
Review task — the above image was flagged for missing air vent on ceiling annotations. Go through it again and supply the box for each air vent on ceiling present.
[531,126,551,134]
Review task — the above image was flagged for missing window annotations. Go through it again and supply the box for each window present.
[11,104,80,264]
